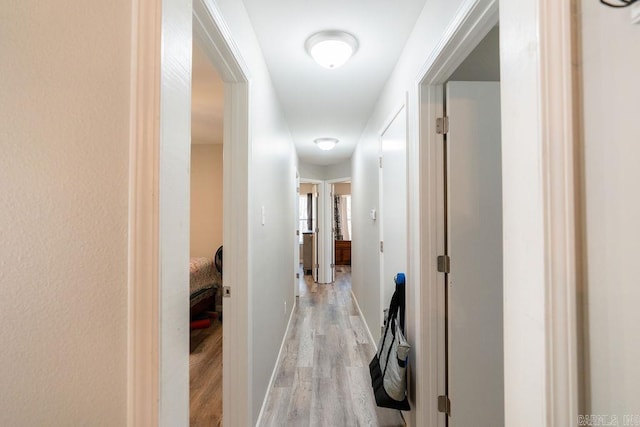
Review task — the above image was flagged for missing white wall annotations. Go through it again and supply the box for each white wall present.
[351,1,468,423]
[215,1,298,423]
[299,159,351,180]
[580,2,640,419]
[0,0,131,424]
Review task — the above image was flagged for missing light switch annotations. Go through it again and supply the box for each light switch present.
[370,208,376,221]
[261,206,266,225]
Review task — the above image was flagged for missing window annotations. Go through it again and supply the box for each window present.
[299,194,311,243]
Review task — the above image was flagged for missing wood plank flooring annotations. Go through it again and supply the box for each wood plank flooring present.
[259,267,405,427]
[190,317,223,427]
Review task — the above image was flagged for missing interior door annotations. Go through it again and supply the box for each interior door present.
[445,81,504,427]
[380,106,408,324]
[312,186,318,283]
[331,184,336,282]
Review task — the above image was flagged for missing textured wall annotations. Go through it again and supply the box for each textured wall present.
[0,0,131,424]
[190,144,223,259]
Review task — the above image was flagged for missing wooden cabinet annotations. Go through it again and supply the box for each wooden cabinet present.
[334,240,351,266]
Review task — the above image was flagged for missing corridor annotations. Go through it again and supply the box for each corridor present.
[259,268,404,426]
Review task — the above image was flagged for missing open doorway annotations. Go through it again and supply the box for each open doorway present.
[441,25,503,427]
[419,21,503,427]
[189,37,225,425]
[331,180,352,281]
[299,181,319,283]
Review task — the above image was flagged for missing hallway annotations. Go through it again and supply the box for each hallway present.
[259,267,404,426]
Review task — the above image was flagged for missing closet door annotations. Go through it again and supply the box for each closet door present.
[446,81,504,427]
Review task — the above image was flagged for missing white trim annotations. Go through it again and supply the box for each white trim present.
[193,0,250,82]
[326,177,352,283]
[412,1,498,426]
[325,177,352,184]
[127,0,161,425]
[538,0,580,424]
[351,290,378,352]
[255,299,298,426]
[300,178,324,184]
[499,0,580,424]
[379,100,407,138]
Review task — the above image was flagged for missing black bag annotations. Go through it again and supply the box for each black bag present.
[369,273,411,411]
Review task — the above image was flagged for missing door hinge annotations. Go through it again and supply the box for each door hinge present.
[296,230,300,236]
[436,116,449,135]
[330,263,335,268]
[437,255,451,273]
[222,286,231,298]
[315,263,319,269]
[296,273,300,279]
[438,395,451,416]
[379,157,383,168]
[380,241,384,253]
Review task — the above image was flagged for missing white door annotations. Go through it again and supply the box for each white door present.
[380,107,408,325]
[331,184,336,282]
[445,81,503,426]
[312,186,318,283]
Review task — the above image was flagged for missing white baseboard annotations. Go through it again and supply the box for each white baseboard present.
[255,298,298,426]
[351,290,378,352]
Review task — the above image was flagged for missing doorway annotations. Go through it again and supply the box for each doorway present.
[189,36,225,425]
[299,181,320,282]
[129,0,252,423]
[420,22,504,427]
[330,179,352,281]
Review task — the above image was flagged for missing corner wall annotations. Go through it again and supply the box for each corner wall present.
[299,159,351,181]
[0,0,131,424]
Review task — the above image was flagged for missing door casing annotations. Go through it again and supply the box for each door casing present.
[128,0,252,424]
[412,0,580,425]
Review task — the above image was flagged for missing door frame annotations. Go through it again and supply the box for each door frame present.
[411,0,580,425]
[326,176,352,282]
[128,0,251,425]
[299,178,322,282]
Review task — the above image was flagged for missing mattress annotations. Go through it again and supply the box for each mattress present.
[190,257,219,306]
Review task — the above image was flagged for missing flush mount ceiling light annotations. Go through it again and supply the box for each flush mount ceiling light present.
[314,138,339,151]
[305,31,358,69]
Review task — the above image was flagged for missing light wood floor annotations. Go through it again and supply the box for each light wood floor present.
[259,266,405,427]
[190,317,223,427]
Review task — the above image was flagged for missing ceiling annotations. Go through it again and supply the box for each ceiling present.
[241,0,428,166]
[191,41,224,145]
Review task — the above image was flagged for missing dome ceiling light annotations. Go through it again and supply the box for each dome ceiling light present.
[305,31,359,69]
[314,138,339,151]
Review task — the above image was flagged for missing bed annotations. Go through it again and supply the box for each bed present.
[190,257,220,316]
